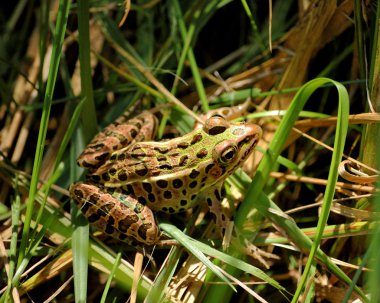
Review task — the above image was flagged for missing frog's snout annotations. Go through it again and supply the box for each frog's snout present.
[245,124,262,141]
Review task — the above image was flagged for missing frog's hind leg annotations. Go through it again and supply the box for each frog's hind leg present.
[76,111,158,170]
[70,183,159,245]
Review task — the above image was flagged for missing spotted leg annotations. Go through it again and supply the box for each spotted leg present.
[203,182,230,236]
[76,112,158,170]
[70,183,159,245]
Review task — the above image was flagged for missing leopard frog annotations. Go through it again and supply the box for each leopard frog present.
[70,111,262,245]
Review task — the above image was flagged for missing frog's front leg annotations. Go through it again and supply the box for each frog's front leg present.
[70,183,159,245]
[203,183,230,236]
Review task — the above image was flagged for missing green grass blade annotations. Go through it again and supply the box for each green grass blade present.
[367,0,380,294]
[100,252,122,303]
[186,236,288,294]
[77,0,97,140]
[240,0,266,52]
[160,222,236,291]
[171,0,209,112]
[1,190,21,303]
[144,247,182,303]
[291,80,349,302]
[17,0,71,266]
[228,78,367,301]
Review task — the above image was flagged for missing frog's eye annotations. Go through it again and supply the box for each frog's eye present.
[220,146,237,164]
[213,141,238,166]
[204,115,230,136]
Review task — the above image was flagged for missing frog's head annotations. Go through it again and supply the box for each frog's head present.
[200,115,262,181]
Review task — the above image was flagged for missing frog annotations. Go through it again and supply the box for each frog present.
[69,109,262,245]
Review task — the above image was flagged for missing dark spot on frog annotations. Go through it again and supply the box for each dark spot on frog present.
[118,215,139,232]
[191,194,196,200]
[73,189,83,198]
[172,179,183,188]
[118,233,127,241]
[95,153,108,162]
[179,155,189,166]
[148,193,156,203]
[130,128,138,138]
[196,148,208,159]
[191,133,202,145]
[97,204,112,217]
[142,182,153,193]
[88,213,100,223]
[154,146,169,154]
[108,216,115,226]
[91,143,105,150]
[135,164,148,176]
[89,193,100,204]
[157,180,168,188]
[132,149,146,158]
[159,163,173,170]
[168,151,180,157]
[189,169,200,179]
[157,155,167,161]
[138,196,147,205]
[168,207,175,213]
[189,181,197,188]
[126,184,135,195]
[89,174,101,182]
[207,198,212,206]
[151,170,161,177]
[138,222,153,239]
[205,163,214,174]
[134,121,142,129]
[79,161,93,169]
[214,189,221,201]
[109,168,117,176]
[81,201,91,214]
[182,189,187,195]
[118,171,128,181]
[105,187,115,194]
[177,142,189,149]
[102,172,111,181]
[110,154,117,161]
[118,153,126,161]
[180,200,187,206]
[163,191,172,199]
[105,223,114,234]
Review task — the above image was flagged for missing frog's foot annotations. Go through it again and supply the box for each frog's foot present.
[70,182,159,245]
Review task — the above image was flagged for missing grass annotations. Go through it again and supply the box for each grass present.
[0,0,379,302]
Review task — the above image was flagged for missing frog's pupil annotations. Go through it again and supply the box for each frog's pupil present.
[224,149,235,160]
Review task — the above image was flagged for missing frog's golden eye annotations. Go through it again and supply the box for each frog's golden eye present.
[213,141,238,166]
[204,115,230,136]
[220,146,237,164]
